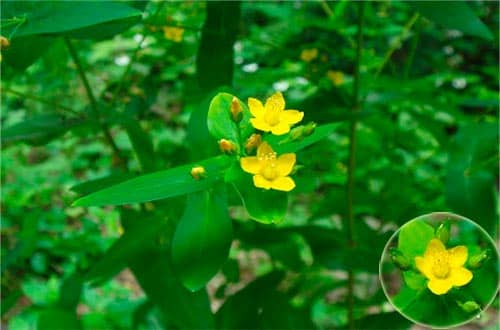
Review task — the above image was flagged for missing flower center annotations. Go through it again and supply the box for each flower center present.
[259,152,279,180]
[432,253,451,279]
[264,109,280,126]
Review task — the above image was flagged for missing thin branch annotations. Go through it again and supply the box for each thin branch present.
[346,2,365,330]
[2,87,81,116]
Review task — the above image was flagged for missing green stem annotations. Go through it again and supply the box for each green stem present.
[346,3,365,329]
[404,19,421,79]
[64,38,123,166]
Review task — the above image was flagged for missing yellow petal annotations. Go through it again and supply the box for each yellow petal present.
[424,238,446,259]
[270,176,295,192]
[253,174,272,190]
[257,142,274,158]
[428,278,453,295]
[265,92,285,113]
[280,110,304,125]
[276,153,296,176]
[240,157,261,175]
[448,245,468,267]
[248,97,265,118]
[415,256,432,279]
[450,267,473,287]
[250,117,271,132]
[270,122,290,135]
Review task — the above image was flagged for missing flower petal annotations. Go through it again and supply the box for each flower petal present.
[415,256,432,279]
[257,142,274,158]
[250,117,271,132]
[428,278,453,295]
[450,267,473,287]
[253,174,272,190]
[270,176,295,192]
[270,122,290,135]
[265,92,285,113]
[240,156,260,175]
[280,110,304,125]
[424,238,446,259]
[248,97,265,118]
[276,153,296,176]
[448,245,468,267]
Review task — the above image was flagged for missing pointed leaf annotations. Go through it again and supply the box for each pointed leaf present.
[73,155,231,206]
[172,184,233,291]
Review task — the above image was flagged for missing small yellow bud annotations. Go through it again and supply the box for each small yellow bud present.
[0,36,10,50]
[190,166,206,180]
[218,139,237,154]
[163,26,184,42]
[245,133,262,154]
[230,97,243,122]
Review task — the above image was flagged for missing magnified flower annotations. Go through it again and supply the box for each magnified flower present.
[240,142,296,192]
[248,92,303,135]
[415,238,473,295]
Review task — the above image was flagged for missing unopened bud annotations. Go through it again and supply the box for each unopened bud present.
[435,221,450,244]
[230,97,243,123]
[457,300,481,313]
[289,126,305,141]
[218,139,237,154]
[303,122,316,136]
[190,166,206,180]
[389,247,411,271]
[245,133,262,154]
[0,36,10,50]
[468,249,489,269]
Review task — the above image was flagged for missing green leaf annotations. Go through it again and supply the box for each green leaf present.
[207,92,242,150]
[70,172,136,196]
[123,119,156,172]
[85,214,166,284]
[196,1,240,89]
[2,36,55,71]
[398,219,434,260]
[227,162,288,224]
[37,308,81,330]
[2,1,142,39]
[445,123,498,233]
[411,1,493,40]
[73,155,232,206]
[1,114,84,146]
[172,184,233,291]
[403,270,427,291]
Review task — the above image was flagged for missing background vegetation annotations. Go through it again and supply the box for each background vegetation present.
[1,1,498,329]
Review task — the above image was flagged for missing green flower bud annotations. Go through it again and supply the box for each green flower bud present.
[390,247,411,271]
[303,122,317,136]
[289,126,305,141]
[468,249,490,269]
[457,300,481,313]
[435,221,450,244]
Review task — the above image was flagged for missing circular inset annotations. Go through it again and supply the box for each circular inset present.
[379,212,498,328]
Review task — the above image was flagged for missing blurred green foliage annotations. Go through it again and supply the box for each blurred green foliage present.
[1,1,498,329]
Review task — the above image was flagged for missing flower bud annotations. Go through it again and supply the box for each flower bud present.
[468,249,489,269]
[303,122,316,137]
[435,221,450,244]
[389,247,411,271]
[289,126,305,141]
[218,139,237,154]
[245,133,261,154]
[230,97,243,123]
[0,36,10,50]
[190,166,206,180]
[457,300,481,313]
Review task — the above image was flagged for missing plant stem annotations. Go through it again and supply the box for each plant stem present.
[346,2,365,329]
[64,38,123,166]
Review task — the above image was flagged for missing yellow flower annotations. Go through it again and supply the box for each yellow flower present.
[240,142,296,192]
[300,48,318,62]
[190,166,206,180]
[163,26,184,42]
[248,92,303,136]
[327,70,344,86]
[415,238,473,295]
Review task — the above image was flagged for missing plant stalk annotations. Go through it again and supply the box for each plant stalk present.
[346,2,365,329]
